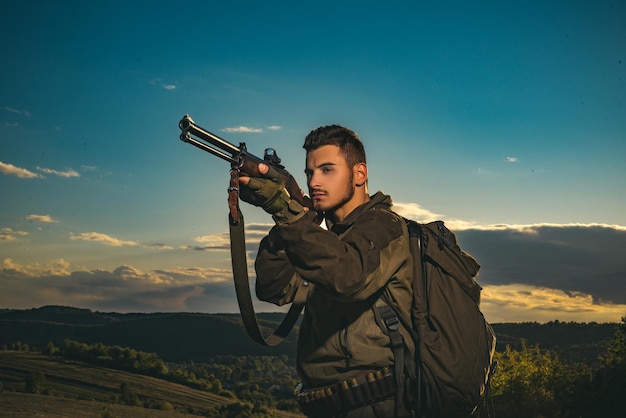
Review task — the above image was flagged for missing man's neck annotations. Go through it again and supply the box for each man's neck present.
[329,191,370,223]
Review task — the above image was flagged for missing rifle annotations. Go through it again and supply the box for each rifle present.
[179,114,312,223]
[178,115,311,347]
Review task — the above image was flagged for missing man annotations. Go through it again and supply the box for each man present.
[239,125,415,417]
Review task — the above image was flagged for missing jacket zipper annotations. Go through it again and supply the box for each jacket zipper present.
[340,326,352,367]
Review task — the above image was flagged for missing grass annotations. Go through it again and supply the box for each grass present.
[0,350,303,417]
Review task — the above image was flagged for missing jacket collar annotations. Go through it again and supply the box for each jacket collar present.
[327,191,393,233]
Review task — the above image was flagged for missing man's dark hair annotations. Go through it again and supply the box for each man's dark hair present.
[303,125,366,168]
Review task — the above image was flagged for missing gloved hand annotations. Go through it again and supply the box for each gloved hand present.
[239,164,306,224]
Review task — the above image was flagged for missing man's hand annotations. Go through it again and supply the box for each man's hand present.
[239,164,307,223]
[239,164,289,213]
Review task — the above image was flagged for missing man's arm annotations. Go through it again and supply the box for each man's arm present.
[257,209,409,302]
[254,218,316,304]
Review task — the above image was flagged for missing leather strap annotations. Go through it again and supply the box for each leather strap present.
[227,168,307,346]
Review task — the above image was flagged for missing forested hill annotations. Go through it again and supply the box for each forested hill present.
[0,306,298,362]
[0,306,619,363]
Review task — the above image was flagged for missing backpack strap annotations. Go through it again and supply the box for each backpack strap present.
[377,302,408,414]
[375,218,438,417]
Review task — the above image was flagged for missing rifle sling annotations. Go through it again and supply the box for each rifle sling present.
[229,211,307,346]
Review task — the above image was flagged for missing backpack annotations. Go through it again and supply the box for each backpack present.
[377,219,497,418]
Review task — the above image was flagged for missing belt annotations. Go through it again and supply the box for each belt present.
[295,367,396,417]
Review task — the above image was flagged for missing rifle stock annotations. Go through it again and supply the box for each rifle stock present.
[179,114,312,210]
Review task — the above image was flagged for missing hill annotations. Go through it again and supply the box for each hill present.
[0,306,619,364]
[0,350,302,417]
[0,306,298,362]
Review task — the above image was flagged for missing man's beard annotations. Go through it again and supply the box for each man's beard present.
[312,171,355,214]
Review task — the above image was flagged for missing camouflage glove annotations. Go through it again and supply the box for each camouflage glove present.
[239,166,306,224]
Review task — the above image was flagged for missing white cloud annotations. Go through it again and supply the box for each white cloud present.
[162,84,176,90]
[36,166,80,178]
[0,161,43,179]
[184,223,271,252]
[113,265,172,284]
[146,243,174,250]
[194,232,231,246]
[3,106,30,115]
[266,125,282,131]
[68,232,177,251]
[393,202,479,230]
[69,232,139,247]
[0,228,29,242]
[506,156,519,163]
[1,258,71,277]
[221,126,263,133]
[25,214,59,223]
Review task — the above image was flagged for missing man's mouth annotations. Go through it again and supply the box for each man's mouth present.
[311,190,327,199]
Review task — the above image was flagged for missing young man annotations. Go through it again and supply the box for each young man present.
[239,125,415,417]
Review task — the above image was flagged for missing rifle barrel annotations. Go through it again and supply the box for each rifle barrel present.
[179,114,241,158]
[180,132,238,164]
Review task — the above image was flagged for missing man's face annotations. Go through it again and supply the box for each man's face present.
[305,145,356,214]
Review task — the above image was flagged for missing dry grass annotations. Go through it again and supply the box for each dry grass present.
[0,351,303,418]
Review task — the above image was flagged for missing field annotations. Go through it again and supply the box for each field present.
[0,351,303,418]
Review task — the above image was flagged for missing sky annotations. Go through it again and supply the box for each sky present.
[1,0,625,324]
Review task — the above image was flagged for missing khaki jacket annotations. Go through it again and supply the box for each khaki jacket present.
[255,191,415,387]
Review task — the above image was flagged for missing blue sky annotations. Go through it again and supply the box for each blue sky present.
[1,0,625,323]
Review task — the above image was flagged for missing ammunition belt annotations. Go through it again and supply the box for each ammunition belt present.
[295,367,395,417]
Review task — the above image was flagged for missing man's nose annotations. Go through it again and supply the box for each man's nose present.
[308,172,320,189]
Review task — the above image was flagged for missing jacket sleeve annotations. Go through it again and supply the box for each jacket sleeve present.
[255,208,409,303]
[254,224,303,305]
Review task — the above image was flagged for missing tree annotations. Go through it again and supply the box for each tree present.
[25,371,47,394]
[119,382,141,406]
[43,341,58,356]
[490,340,590,418]
[582,317,626,417]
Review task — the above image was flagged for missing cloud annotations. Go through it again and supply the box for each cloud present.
[68,232,176,251]
[0,259,236,313]
[69,232,139,247]
[0,161,43,179]
[2,208,624,321]
[506,156,519,163]
[182,223,271,252]
[3,106,30,117]
[146,243,174,250]
[393,202,478,230]
[193,232,231,248]
[0,228,29,242]
[25,214,59,223]
[221,126,263,133]
[1,258,71,277]
[456,223,626,308]
[481,284,626,324]
[36,166,80,178]
[148,78,176,90]
[266,125,282,131]
[0,162,81,179]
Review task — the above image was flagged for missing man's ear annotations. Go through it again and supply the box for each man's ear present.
[354,162,368,187]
